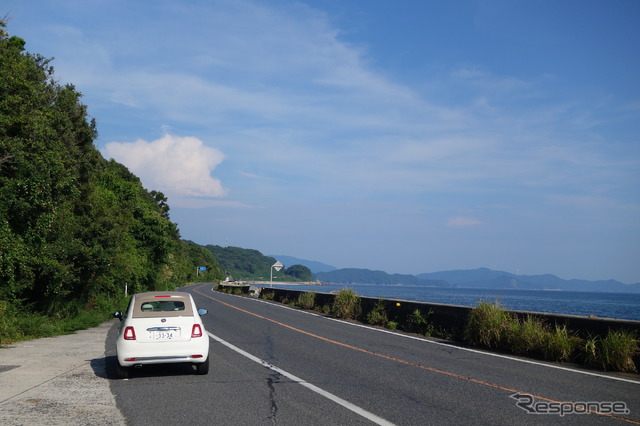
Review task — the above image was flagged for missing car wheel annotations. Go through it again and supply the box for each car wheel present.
[116,362,129,379]
[194,357,209,375]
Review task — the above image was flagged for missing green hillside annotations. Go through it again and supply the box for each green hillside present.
[0,22,224,343]
[206,245,311,282]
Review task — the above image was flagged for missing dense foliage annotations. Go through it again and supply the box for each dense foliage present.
[0,22,223,342]
[206,245,311,281]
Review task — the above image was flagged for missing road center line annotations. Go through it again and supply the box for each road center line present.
[206,331,395,426]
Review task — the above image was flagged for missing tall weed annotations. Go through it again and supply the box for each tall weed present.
[543,325,579,362]
[332,289,361,319]
[407,309,435,336]
[366,300,388,327]
[505,316,547,356]
[464,301,511,349]
[599,330,638,372]
[297,291,316,310]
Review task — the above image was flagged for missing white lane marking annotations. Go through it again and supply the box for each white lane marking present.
[211,289,640,386]
[207,331,396,426]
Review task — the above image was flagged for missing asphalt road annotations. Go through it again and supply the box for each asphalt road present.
[107,284,640,425]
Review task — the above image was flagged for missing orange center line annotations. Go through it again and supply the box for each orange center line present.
[193,286,638,424]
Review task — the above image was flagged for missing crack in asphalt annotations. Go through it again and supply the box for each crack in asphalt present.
[266,374,280,424]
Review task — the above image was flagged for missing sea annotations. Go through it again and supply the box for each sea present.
[264,284,640,321]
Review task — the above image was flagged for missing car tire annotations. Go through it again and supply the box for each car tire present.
[116,362,129,379]
[194,357,209,375]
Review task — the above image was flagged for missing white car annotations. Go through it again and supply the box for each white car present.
[113,291,210,379]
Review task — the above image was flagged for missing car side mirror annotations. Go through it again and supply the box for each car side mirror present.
[197,308,208,316]
[113,311,123,321]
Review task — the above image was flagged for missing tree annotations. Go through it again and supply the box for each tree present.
[0,20,224,321]
[284,264,312,281]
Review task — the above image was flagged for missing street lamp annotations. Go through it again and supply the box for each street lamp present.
[270,261,283,288]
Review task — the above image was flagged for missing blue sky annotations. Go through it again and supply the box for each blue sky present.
[4,0,639,283]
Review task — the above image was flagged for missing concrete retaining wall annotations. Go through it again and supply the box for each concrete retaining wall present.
[218,284,640,340]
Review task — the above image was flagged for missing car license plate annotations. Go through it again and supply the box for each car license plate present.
[150,330,178,340]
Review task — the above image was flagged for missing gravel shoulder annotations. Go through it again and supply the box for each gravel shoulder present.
[0,321,126,425]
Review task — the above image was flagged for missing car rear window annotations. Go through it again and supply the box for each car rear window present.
[140,301,185,312]
[132,295,194,318]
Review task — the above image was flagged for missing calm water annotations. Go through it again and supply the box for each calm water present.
[265,284,640,321]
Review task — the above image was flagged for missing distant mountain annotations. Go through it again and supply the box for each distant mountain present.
[265,255,640,293]
[417,268,640,293]
[269,255,337,274]
[315,268,448,287]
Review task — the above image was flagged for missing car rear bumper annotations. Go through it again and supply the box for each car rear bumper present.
[118,354,208,367]
[116,338,209,367]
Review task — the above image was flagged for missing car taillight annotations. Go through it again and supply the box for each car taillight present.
[191,324,203,338]
[124,326,136,340]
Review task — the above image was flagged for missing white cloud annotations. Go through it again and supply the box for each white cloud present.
[447,216,482,228]
[102,134,226,199]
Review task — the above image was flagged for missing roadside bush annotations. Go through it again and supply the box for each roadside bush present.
[261,291,275,301]
[332,289,361,319]
[582,335,600,368]
[599,330,638,372]
[407,309,435,336]
[320,304,331,315]
[464,301,512,349]
[543,325,579,362]
[505,316,547,356]
[0,292,125,345]
[297,291,316,310]
[366,300,388,327]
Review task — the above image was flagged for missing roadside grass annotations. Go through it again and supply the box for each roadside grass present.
[598,330,638,372]
[464,301,638,372]
[297,291,316,310]
[464,301,511,349]
[504,315,548,356]
[407,309,435,337]
[0,296,125,345]
[332,289,361,319]
[260,291,275,300]
[366,300,388,327]
[223,286,639,373]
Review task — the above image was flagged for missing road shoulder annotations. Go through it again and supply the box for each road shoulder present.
[0,321,126,426]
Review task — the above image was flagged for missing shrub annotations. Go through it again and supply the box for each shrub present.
[407,309,435,336]
[297,291,316,310]
[464,301,512,349]
[505,316,548,356]
[582,335,600,367]
[261,291,275,300]
[366,300,388,326]
[543,325,579,362]
[332,289,361,319]
[599,330,638,372]
[387,321,398,330]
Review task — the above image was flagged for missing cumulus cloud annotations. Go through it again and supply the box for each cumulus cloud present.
[102,134,226,199]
